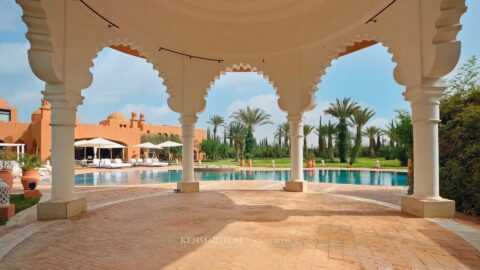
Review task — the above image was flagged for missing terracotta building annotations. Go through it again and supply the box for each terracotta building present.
[0,98,206,161]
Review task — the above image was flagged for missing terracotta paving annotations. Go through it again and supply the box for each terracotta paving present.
[1,181,480,270]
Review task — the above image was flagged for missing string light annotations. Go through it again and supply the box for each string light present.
[78,0,119,28]
[366,0,398,24]
[159,47,224,63]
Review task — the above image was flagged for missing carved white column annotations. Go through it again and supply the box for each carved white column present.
[37,85,87,220]
[177,114,199,193]
[285,114,306,192]
[401,85,454,218]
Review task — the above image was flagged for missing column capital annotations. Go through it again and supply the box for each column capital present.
[179,114,198,125]
[287,114,303,123]
[42,84,84,110]
[403,84,446,105]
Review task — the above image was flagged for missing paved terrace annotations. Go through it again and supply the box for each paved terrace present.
[1,177,480,269]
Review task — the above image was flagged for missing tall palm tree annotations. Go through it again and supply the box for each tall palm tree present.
[324,120,337,162]
[230,106,272,132]
[383,120,398,147]
[207,115,225,140]
[324,97,360,162]
[303,124,315,154]
[273,124,284,146]
[227,122,248,161]
[364,126,381,157]
[348,107,375,164]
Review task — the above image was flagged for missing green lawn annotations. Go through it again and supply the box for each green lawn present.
[0,194,40,226]
[201,157,406,170]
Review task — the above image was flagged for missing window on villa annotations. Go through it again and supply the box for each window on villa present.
[0,109,11,122]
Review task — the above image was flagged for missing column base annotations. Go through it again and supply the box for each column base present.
[284,181,307,192]
[37,197,87,220]
[177,182,199,193]
[401,195,455,218]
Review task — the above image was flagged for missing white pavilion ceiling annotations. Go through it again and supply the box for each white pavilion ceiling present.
[91,0,387,58]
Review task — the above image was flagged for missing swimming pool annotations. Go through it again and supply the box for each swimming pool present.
[41,169,407,186]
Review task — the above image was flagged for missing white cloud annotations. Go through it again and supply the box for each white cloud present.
[212,72,274,94]
[119,103,178,124]
[83,48,167,106]
[0,1,25,32]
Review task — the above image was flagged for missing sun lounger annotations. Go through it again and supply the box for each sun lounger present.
[87,159,101,168]
[114,158,132,168]
[142,158,168,167]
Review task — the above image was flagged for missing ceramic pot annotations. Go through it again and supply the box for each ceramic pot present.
[21,169,40,190]
[0,169,13,191]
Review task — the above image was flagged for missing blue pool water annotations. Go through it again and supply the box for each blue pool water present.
[41,169,407,186]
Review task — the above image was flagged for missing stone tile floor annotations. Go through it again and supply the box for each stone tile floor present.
[1,181,480,269]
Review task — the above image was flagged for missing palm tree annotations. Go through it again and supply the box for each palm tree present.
[364,126,381,157]
[207,115,225,140]
[324,120,337,162]
[273,124,284,146]
[348,107,375,164]
[230,106,273,132]
[281,122,290,149]
[383,120,398,147]
[227,122,248,161]
[303,124,315,154]
[324,97,360,162]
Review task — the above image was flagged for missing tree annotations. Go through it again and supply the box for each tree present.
[317,117,326,153]
[349,107,375,164]
[394,110,413,166]
[303,124,315,154]
[324,97,360,162]
[207,115,225,140]
[364,126,381,157]
[324,120,337,162]
[383,120,397,147]
[227,122,248,161]
[274,124,283,146]
[244,129,256,155]
[440,55,480,215]
[230,106,272,132]
[281,122,290,150]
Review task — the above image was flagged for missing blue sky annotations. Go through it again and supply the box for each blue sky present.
[0,0,479,146]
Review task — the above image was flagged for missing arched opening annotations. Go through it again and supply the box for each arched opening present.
[74,46,180,163]
[308,41,409,189]
[198,65,282,164]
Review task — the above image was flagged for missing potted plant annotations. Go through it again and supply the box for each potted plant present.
[246,153,253,168]
[0,149,16,191]
[307,152,316,168]
[20,154,41,190]
[239,154,245,167]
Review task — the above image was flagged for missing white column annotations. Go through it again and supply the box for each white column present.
[288,114,304,182]
[407,87,443,200]
[50,104,77,201]
[180,114,197,183]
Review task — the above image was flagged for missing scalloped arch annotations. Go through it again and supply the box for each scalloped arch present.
[209,63,279,95]
[83,37,173,97]
[310,33,403,96]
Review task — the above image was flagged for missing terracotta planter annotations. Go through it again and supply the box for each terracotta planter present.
[247,159,252,168]
[0,169,13,191]
[311,160,316,168]
[239,159,244,167]
[21,169,40,190]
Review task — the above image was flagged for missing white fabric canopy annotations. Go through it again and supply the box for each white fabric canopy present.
[75,138,125,149]
[134,142,163,149]
[157,141,182,148]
